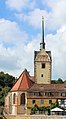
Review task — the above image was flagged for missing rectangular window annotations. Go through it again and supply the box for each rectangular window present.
[45,92,51,96]
[58,92,61,96]
[49,99,52,104]
[32,100,36,104]
[62,92,65,96]
[40,99,44,104]
[42,63,45,68]
[61,99,64,104]
[34,92,40,96]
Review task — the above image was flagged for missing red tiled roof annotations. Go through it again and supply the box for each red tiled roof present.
[11,69,66,92]
[11,69,34,91]
[30,76,35,82]
[27,84,66,92]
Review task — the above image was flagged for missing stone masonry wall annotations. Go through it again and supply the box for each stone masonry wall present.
[2,115,66,119]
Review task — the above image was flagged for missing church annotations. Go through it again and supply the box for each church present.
[5,17,66,115]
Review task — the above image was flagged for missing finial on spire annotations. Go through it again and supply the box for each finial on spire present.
[42,16,44,20]
[40,16,45,50]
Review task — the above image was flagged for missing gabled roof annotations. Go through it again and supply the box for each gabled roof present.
[11,69,34,92]
[27,83,66,92]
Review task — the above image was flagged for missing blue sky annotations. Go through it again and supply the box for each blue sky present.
[0,0,66,80]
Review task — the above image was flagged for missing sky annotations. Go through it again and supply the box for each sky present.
[0,0,66,80]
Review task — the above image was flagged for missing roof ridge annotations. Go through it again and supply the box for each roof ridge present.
[11,69,34,91]
[24,70,33,88]
[18,74,24,90]
[18,70,29,90]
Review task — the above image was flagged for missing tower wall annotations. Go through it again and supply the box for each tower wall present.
[34,49,51,84]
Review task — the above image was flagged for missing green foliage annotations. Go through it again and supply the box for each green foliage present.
[39,106,45,111]
[50,103,55,109]
[51,78,64,84]
[55,100,59,107]
[57,78,63,84]
[31,101,60,115]
[64,80,66,84]
[0,71,16,106]
[31,104,39,112]
[51,80,57,84]
[31,105,38,114]
[31,105,51,115]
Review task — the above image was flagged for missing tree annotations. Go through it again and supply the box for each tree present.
[64,80,66,84]
[57,78,63,84]
[31,104,39,114]
[51,78,64,84]
[51,80,57,84]
[0,71,16,106]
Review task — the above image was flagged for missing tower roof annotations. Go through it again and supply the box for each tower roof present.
[11,69,34,91]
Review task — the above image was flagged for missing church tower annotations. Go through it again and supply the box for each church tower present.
[34,16,52,84]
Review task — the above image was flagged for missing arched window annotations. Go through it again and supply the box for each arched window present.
[13,93,16,104]
[20,93,25,105]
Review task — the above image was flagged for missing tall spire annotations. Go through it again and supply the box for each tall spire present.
[40,16,45,50]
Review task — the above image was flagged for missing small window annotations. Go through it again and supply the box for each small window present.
[42,63,45,68]
[49,99,52,104]
[32,100,36,104]
[20,93,25,105]
[41,74,43,77]
[40,99,44,104]
[62,92,65,96]
[34,92,40,96]
[13,93,16,104]
[61,99,64,104]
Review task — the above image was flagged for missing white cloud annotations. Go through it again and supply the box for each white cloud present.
[46,0,66,32]
[15,8,48,29]
[6,0,36,11]
[41,0,66,32]
[0,19,28,45]
[15,0,66,33]
[46,24,66,80]
[1,0,66,80]
[0,19,29,76]
[0,18,41,77]
[0,18,66,80]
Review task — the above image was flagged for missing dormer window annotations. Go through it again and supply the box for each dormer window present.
[42,63,45,68]
[34,92,40,96]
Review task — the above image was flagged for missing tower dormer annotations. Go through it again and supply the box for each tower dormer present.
[34,17,52,84]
